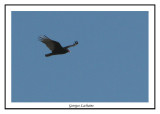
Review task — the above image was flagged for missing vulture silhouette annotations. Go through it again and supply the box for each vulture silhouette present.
[39,35,78,57]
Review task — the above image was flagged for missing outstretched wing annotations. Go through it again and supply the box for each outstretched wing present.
[64,41,78,49]
[39,35,63,51]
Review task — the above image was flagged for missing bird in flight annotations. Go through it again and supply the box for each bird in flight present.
[39,35,78,57]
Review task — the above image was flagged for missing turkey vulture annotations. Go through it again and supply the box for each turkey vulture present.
[39,35,78,57]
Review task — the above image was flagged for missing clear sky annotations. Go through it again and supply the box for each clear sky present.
[12,11,148,102]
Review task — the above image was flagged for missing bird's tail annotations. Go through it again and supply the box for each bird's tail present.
[45,53,53,57]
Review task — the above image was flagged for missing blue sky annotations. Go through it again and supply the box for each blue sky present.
[11,11,148,102]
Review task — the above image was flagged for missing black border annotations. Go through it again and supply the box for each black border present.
[4,4,156,110]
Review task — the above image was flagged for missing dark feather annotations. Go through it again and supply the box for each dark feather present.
[39,35,63,51]
[39,35,78,57]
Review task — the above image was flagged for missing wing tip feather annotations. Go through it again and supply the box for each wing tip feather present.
[39,35,49,42]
